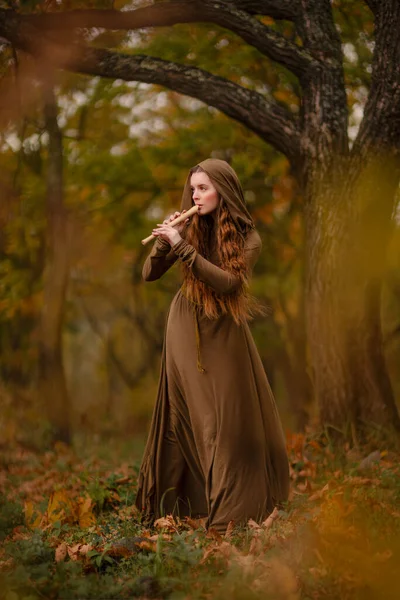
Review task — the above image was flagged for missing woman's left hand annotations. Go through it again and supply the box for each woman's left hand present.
[152,223,182,247]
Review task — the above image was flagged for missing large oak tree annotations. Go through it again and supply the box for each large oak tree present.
[1,0,400,441]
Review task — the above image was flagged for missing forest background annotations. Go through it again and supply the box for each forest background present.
[1,1,400,599]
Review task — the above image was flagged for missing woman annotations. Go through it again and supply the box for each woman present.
[135,158,290,533]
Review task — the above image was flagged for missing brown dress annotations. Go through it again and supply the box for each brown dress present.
[134,227,290,533]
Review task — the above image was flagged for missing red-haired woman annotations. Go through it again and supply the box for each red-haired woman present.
[135,158,289,533]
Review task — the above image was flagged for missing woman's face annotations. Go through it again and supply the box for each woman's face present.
[190,172,219,216]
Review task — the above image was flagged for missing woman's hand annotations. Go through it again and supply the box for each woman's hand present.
[152,210,189,246]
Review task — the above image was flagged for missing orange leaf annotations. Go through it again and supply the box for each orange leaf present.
[55,543,67,563]
[247,518,262,531]
[154,514,178,531]
[261,507,279,530]
[224,520,235,539]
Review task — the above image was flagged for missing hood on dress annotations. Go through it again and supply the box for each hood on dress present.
[180,158,255,236]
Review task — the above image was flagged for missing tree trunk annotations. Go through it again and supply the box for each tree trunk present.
[300,0,400,442]
[38,79,71,445]
[305,156,400,441]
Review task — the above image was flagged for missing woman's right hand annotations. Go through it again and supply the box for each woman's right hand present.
[164,210,189,234]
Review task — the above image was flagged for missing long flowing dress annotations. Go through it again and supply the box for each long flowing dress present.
[134,228,290,533]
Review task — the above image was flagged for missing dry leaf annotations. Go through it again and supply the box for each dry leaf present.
[77,495,96,528]
[205,527,223,542]
[67,543,82,561]
[137,540,157,552]
[201,541,239,565]
[184,516,207,529]
[24,500,43,529]
[296,480,312,493]
[78,544,92,555]
[235,553,256,575]
[47,490,77,525]
[149,533,172,541]
[309,483,329,502]
[262,507,279,530]
[248,534,263,555]
[247,518,262,531]
[224,520,235,539]
[55,542,67,563]
[154,514,177,531]
[115,476,129,484]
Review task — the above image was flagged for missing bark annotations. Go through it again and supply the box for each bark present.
[276,345,312,432]
[38,79,71,445]
[71,50,300,161]
[302,0,400,439]
[19,2,312,77]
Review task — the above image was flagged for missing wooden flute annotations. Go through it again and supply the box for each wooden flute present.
[141,205,199,245]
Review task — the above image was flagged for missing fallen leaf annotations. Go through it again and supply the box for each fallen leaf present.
[309,483,330,502]
[247,518,262,531]
[205,527,223,542]
[67,543,82,561]
[184,516,206,529]
[24,501,43,529]
[224,520,235,539]
[77,495,96,528]
[154,514,178,531]
[47,490,77,525]
[55,543,67,563]
[248,534,263,555]
[137,540,156,552]
[297,480,312,493]
[262,507,279,530]
[115,476,129,484]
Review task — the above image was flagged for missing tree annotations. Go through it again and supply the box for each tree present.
[39,78,71,444]
[1,0,400,441]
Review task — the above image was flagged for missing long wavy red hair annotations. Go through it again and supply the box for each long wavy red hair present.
[181,167,266,325]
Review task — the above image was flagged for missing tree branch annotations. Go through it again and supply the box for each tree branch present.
[363,0,379,15]
[68,48,301,161]
[233,1,300,20]
[296,0,348,175]
[0,6,301,160]
[18,1,312,78]
[352,0,400,159]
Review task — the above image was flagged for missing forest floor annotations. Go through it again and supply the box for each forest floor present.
[1,427,399,600]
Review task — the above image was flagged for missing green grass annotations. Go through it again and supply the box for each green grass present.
[1,430,399,600]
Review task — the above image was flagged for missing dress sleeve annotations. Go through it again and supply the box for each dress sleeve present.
[171,229,262,294]
[142,237,179,282]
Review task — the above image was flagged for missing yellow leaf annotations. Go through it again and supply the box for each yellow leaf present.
[77,495,96,528]
[24,500,43,529]
[47,490,76,525]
